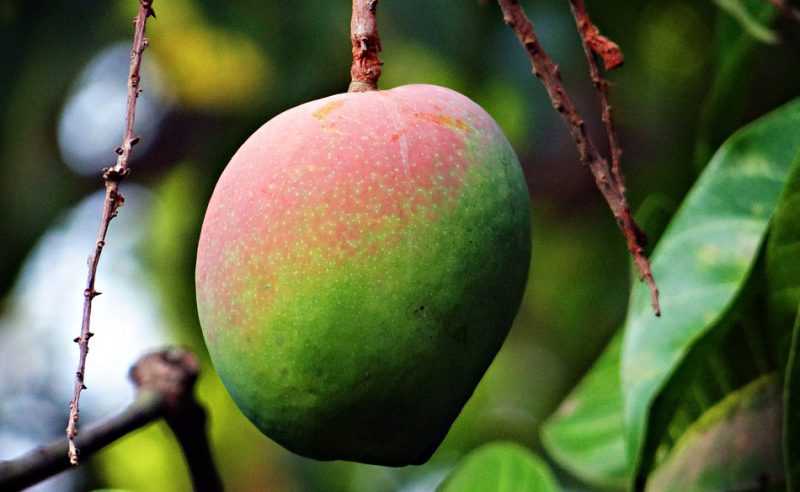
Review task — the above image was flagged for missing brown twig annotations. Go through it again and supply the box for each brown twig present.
[764,0,800,23]
[2,349,222,491]
[497,0,660,315]
[67,0,157,465]
[348,0,382,92]
[568,1,626,201]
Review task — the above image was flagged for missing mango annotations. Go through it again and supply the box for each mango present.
[195,84,531,466]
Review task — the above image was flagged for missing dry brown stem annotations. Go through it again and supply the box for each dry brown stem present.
[348,0,383,92]
[67,0,157,465]
[497,0,660,315]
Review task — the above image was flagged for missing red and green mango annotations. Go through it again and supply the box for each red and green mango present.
[196,84,531,466]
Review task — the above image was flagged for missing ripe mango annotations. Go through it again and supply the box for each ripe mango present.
[196,84,531,466]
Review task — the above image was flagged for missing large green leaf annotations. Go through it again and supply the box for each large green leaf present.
[540,332,628,490]
[766,155,800,339]
[437,442,560,492]
[766,157,800,489]
[648,374,783,491]
[621,98,800,483]
[785,305,800,489]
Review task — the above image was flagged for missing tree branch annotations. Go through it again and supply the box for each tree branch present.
[2,349,222,491]
[348,0,383,92]
[496,0,660,315]
[67,0,157,464]
[1,391,162,490]
[569,0,625,190]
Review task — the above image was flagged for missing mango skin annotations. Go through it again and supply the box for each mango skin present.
[195,84,531,466]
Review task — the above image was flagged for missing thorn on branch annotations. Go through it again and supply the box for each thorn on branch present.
[67,0,156,464]
[142,0,156,19]
[82,289,100,299]
[102,167,126,182]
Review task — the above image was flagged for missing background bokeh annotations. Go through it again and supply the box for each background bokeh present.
[0,0,798,490]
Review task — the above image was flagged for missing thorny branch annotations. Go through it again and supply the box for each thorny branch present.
[349,0,383,92]
[1,349,222,492]
[67,0,157,465]
[497,0,660,315]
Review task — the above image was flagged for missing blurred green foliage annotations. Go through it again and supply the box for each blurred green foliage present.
[0,0,799,490]
[437,442,559,492]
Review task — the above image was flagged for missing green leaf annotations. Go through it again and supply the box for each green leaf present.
[766,156,800,337]
[622,98,800,483]
[785,305,800,489]
[541,332,628,490]
[437,442,560,492]
[763,143,800,491]
[711,0,779,44]
[648,374,784,491]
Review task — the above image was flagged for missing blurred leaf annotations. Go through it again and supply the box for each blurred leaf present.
[785,305,800,489]
[125,0,272,112]
[622,98,800,482]
[437,442,560,492]
[380,42,464,92]
[541,332,628,490]
[96,420,192,492]
[144,162,206,346]
[695,0,776,170]
[711,0,779,44]
[473,79,531,151]
[647,374,783,491]
[440,339,554,458]
[638,4,707,93]
[766,155,800,336]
